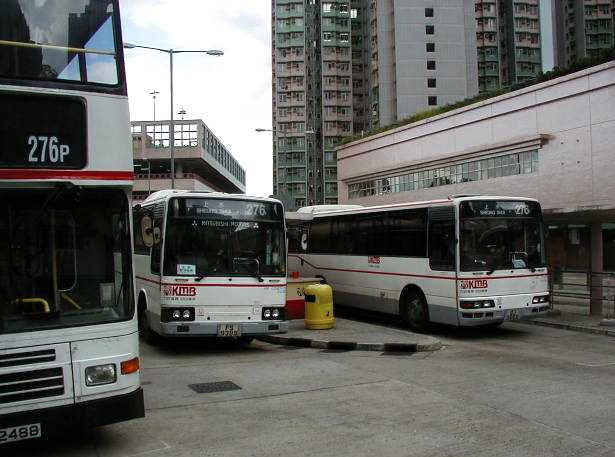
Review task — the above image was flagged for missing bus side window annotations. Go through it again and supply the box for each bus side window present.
[428,207,455,271]
[311,219,331,253]
[150,204,164,275]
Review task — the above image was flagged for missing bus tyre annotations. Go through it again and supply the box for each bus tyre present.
[139,303,159,345]
[402,290,430,332]
[240,337,255,345]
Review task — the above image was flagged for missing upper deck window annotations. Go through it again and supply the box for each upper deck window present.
[0,0,121,88]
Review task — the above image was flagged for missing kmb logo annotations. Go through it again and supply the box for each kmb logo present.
[163,285,197,296]
[460,279,489,290]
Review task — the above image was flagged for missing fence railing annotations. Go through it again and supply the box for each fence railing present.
[549,269,615,317]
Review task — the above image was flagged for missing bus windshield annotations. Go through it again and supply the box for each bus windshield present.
[0,188,133,334]
[460,200,545,272]
[0,0,120,86]
[163,198,286,278]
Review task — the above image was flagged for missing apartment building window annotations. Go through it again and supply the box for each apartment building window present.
[427,78,436,88]
[427,60,436,70]
[426,42,435,52]
[428,96,438,106]
[426,25,435,35]
[425,8,434,18]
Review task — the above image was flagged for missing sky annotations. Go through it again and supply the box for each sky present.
[120,0,273,197]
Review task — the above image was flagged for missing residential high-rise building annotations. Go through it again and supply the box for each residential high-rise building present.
[475,0,542,92]
[542,0,614,70]
[272,0,478,210]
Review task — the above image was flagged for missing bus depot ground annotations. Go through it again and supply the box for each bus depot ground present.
[7,316,615,457]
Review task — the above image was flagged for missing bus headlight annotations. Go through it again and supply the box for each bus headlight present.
[162,308,195,322]
[460,300,495,309]
[262,307,284,320]
[532,294,550,304]
[85,364,117,386]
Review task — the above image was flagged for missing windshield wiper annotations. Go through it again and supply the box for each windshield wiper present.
[234,260,264,282]
[194,275,205,282]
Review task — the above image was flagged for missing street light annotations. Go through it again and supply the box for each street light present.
[149,89,159,121]
[124,42,223,189]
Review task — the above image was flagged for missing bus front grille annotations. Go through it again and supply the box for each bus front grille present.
[0,367,64,404]
[0,349,56,368]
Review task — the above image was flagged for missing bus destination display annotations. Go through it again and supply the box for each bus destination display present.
[461,200,541,219]
[0,93,86,169]
[171,197,283,221]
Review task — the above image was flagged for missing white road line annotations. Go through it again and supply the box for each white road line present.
[121,441,172,457]
[575,361,615,367]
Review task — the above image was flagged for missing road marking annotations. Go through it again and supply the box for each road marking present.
[575,361,615,367]
[120,441,172,457]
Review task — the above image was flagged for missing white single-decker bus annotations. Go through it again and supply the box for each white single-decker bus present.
[133,190,289,343]
[288,196,550,329]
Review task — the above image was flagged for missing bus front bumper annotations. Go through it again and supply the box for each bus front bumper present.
[458,304,550,326]
[0,388,144,441]
[160,320,289,337]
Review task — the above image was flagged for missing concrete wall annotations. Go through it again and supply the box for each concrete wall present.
[337,61,615,215]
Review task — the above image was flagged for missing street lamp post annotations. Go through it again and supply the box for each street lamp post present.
[149,89,159,121]
[125,43,223,189]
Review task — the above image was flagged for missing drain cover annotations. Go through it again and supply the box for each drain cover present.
[188,381,241,393]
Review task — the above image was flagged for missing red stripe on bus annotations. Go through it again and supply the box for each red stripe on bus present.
[135,276,286,288]
[458,273,549,280]
[289,255,548,281]
[0,169,134,180]
[288,254,456,280]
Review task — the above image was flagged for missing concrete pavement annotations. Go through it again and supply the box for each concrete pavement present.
[6,322,615,457]
[260,317,442,352]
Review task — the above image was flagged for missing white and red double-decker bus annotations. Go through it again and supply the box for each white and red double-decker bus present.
[0,0,143,444]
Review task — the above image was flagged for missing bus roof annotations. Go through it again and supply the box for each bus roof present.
[140,189,283,206]
[296,195,540,218]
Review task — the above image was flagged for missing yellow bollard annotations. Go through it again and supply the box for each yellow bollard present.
[304,284,335,330]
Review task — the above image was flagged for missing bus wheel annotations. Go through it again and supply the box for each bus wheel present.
[240,337,255,345]
[139,302,159,345]
[402,290,429,332]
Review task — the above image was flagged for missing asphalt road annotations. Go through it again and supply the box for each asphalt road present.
[6,321,615,457]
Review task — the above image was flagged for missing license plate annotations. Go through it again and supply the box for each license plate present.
[506,309,521,321]
[217,324,241,337]
[0,423,42,444]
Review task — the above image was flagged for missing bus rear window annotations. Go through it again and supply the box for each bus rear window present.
[0,0,120,86]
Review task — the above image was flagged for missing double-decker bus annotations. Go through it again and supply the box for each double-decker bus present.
[133,190,289,343]
[288,196,550,329]
[0,0,143,444]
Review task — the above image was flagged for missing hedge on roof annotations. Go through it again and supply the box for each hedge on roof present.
[340,47,615,146]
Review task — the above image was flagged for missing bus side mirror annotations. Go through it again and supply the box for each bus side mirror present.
[139,211,155,248]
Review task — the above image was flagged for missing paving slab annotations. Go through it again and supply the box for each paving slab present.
[522,311,615,337]
[258,318,441,352]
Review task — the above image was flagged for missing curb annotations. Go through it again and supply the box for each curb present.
[258,334,442,353]
[523,318,615,337]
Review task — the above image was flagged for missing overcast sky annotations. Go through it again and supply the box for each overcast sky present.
[121,0,273,196]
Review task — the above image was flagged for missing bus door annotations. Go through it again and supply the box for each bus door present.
[427,206,458,325]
